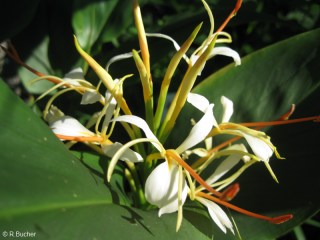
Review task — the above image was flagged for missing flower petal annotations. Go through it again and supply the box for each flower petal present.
[145,162,188,216]
[221,96,234,123]
[80,90,103,105]
[209,46,241,66]
[176,104,214,154]
[206,144,248,185]
[111,115,163,152]
[50,116,94,137]
[101,142,143,162]
[241,133,273,162]
[187,93,210,113]
[196,197,234,234]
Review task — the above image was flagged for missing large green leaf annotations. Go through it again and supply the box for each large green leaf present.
[0,80,220,239]
[72,0,118,52]
[170,29,320,239]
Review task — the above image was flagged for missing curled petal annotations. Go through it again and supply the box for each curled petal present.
[209,47,241,66]
[187,93,210,112]
[221,96,234,123]
[176,104,214,154]
[101,142,143,162]
[50,116,94,137]
[196,197,234,234]
[111,115,163,152]
[145,162,188,216]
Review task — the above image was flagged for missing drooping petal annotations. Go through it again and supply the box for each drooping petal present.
[176,104,214,154]
[196,197,234,234]
[45,105,65,124]
[101,142,143,162]
[187,93,210,113]
[206,144,248,185]
[221,96,234,123]
[241,132,273,162]
[111,115,163,152]
[50,116,94,137]
[145,162,188,216]
[80,89,103,105]
[209,46,241,66]
[102,91,117,128]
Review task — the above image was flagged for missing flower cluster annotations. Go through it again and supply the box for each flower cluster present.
[4,0,319,234]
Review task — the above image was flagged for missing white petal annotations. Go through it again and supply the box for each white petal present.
[187,93,210,112]
[221,96,234,123]
[209,47,241,66]
[111,115,162,152]
[106,52,134,71]
[242,133,273,162]
[45,105,64,124]
[145,162,188,216]
[101,142,143,162]
[80,90,103,105]
[206,144,248,185]
[50,116,94,137]
[176,104,214,154]
[63,68,84,82]
[103,91,117,128]
[196,197,234,234]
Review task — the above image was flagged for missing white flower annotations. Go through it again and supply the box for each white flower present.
[108,94,216,216]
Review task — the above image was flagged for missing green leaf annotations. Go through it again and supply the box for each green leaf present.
[72,0,118,52]
[0,80,217,239]
[171,29,320,239]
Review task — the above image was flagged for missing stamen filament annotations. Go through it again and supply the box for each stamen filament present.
[197,191,293,224]
[240,116,320,128]
[166,150,222,197]
[216,0,242,32]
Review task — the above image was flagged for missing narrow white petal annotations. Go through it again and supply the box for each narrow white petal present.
[221,96,234,123]
[111,115,162,152]
[242,133,273,162]
[50,116,94,137]
[103,91,117,128]
[101,142,143,162]
[187,93,210,112]
[106,52,134,71]
[196,197,234,234]
[209,47,241,66]
[80,90,103,105]
[176,104,214,154]
[206,144,247,185]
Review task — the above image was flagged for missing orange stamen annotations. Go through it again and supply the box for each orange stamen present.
[55,134,104,143]
[1,43,65,85]
[240,116,319,128]
[220,183,240,201]
[197,191,293,224]
[166,149,222,198]
[216,0,242,32]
